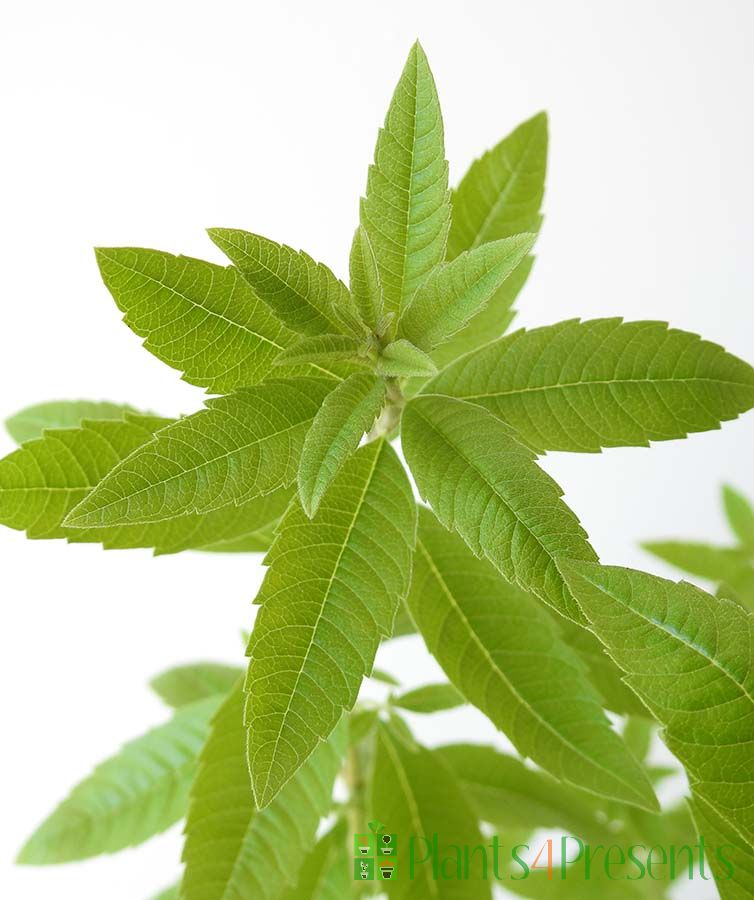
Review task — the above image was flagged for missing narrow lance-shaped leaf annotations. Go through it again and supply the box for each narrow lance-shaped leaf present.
[370,721,492,899]
[408,509,657,810]
[430,319,754,453]
[18,696,221,864]
[5,399,137,444]
[392,682,464,714]
[208,229,357,337]
[181,680,345,900]
[279,820,352,900]
[402,394,598,623]
[272,334,368,369]
[398,234,535,352]
[360,41,450,322]
[349,225,383,332]
[150,662,242,708]
[246,440,416,807]
[376,339,438,378]
[96,248,302,393]
[0,410,293,553]
[65,379,333,528]
[641,540,754,586]
[723,484,754,553]
[561,561,754,848]
[689,790,754,900]
[298,373,386,516]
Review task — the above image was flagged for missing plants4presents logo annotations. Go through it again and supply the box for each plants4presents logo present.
[354,820,398,881]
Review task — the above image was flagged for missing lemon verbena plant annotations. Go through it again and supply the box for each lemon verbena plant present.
[3,42,754,900]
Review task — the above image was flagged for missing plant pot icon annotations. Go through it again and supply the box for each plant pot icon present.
[380,864,395,880]
[359,846,369,855]
[380,833,396,855]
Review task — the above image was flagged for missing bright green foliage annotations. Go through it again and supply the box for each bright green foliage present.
[7,41,754,900]
[279,821,352,900]
[246,440,416,806]
[151,662,242,708]
[0,409,291,552]
[65,379,332,528]
[448,112,547,258]
[398,234,535,352]
[392,682,464,714]
[208,229,358,337]
[18,696,221,864]
[96,249,301,393]
[408,509,656,809]
[298,373,386,516]
[370,721,492,899]
[360,42,450,323]
[5,399,137,444]
[690,791,754,900]
[724,484,754,552]
[430,319,754,453]
[562,562,754,848]
[181,682,344,900]
[349,226,383,332]
[375,339,438,377]
[403,395,597,622]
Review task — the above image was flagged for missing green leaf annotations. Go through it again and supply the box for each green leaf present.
[96,248,301,393]
[181,681,344,900]
[723,484,754,552]
[150,662,242,708]
[505,866,647,899]
[561,561,754,848]
[5,400,137,444]
[408,509,656,809]
[279,820,352,900]
[437,744,611,842]
[398,234,535,352]
[370,723,492,899]
[429,319,754,453]
[448,112,547,259]
[246,440,416,806]
[17,696,221,864]
[690,791,754,900]
[392,682,464,714]
[622,717,654,762]
[402,395,598,622]
[376,339,438,377]
[208,229,355,337]
[371,668,401,687]
[349,707,380,745]
[349,226,383,332]
[360,42,450,323]
[0,410,293,552]
[273,334,368,368]
[151,886,179,900]
[641,540,753,584]
[64,379,332,528]
[298,373,387,516]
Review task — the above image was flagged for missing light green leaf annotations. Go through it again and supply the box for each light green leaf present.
[398,234,535,352]
[360,42,450,322]
[437,744,610,842]
[370,723,492,900]
[150,662,242,708]
[430,319,754,453]
[208,229,355,337]
[448,112,547,258]
[505,866,647,900]
[723,484,754,552]
[298,373,386,516]
[96,248,300,393]
[402,395,597,622]
[349,707,380,745]
[561,561,754,848]
[690,791,754,900]
[5,400,137,444]
[349,226,383,332]
[622,717,654,762]
[64,379,332,528]
[408,509,656,809]
[273,334,368,368]
[151,886,179,900]
[376,340,438,377]
[371,668,401,687]
[279,820,351,900]
[181,681,344,900]
[393,682,464,714]
[18,697,220,864]
[246,440,416,807]
[0,411,293,552]
[641,540,753,584]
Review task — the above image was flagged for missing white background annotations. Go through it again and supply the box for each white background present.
[1,1,752,897]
